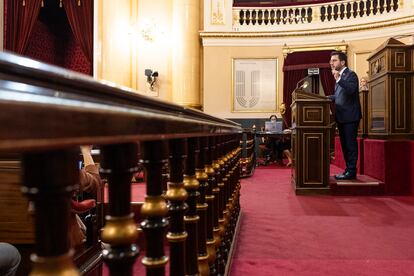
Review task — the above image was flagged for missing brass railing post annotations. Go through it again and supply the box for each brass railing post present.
[22,149,80,276]
[100,143,140,276]
[140,141,169,276]
[166,138,188,276]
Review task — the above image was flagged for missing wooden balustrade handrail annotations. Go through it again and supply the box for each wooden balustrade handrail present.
[0,52,241,151]
[0,52,243,276]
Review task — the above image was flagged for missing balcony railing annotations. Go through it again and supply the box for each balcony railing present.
[230,0,410,32]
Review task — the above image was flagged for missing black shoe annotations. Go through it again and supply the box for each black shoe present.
[335,172,346,179]
[335,171,356,180]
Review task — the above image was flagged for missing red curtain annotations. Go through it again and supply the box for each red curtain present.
[320,67,335,96]
[320,67,337,117]
[5,0,42,54]
[63,0,93,63]
[282,50,335,126]
[282,69,306,127]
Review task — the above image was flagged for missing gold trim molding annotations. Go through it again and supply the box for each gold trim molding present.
[282,43,348,58]
[200,15,414,39]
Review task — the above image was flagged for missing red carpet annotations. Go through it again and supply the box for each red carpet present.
[230,165,414,276]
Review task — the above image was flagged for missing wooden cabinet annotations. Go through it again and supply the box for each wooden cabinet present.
[367,38,414,138]
[291,89,332,194]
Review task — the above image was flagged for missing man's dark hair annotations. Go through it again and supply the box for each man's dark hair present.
[331,51,347,66]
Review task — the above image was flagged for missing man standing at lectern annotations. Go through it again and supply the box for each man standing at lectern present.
[327,51,362,180]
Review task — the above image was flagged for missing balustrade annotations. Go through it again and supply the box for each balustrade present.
[0,52,242,276]
[232,0,406,30]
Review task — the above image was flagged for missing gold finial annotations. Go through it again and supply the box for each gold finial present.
[59,0,63,7]
[280,103,289,127]
[280,103,286,115]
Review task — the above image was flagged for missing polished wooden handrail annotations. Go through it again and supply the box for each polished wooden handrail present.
[0,52,240,152]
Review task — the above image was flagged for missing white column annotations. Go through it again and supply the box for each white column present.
[172,0,201,109]
[99,0,132,87]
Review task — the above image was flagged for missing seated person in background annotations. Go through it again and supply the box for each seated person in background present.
[69,145,101,248]
[264,114,293,166]
[0,242,20,276]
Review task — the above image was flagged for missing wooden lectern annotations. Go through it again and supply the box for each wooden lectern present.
[291,88,332,194]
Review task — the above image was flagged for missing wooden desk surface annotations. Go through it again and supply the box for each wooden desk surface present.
[256,131,291,137]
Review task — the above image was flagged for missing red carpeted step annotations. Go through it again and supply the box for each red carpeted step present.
[330,175,385,196]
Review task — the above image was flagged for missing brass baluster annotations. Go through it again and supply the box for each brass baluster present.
[202,137,217,275]
[140,141,169,276]
[213,136,226,274]
[166,139,188,276]
[22,149,79,276]
[196,138,210,276]
[209,136,222,274]
[184,138,201,276]
[100,143,140,276]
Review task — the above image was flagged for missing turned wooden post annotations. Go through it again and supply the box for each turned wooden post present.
[223,136,233,254]
[140,141,169,276]
[195,138,210,276]
[203,137,217,275]
[22,149,79,276]
[209,136,223,274]
[218,136,229,263]
[166,138,188,276]
[184,138,201,276]
[100,143,140,276]
[213,136,226,274]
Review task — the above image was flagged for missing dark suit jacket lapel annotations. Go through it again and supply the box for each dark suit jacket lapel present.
[335,67,349,94]
[341,68,349,81]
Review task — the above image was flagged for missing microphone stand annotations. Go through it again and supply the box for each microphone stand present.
[295,74,313,89]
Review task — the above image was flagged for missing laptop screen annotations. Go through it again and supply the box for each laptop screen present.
[265,121,283,132]
[265,121,277,132]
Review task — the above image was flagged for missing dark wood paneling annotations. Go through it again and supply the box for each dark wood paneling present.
[367,39,414,138]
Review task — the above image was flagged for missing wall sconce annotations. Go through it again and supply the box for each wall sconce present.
[145,69,158,91]
[140,19,157,42]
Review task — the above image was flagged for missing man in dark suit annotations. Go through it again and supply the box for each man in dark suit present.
[327,51,362,180]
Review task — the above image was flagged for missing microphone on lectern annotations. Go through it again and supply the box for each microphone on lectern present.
[295,74,313,89]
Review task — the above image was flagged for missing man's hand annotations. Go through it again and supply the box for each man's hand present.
[332,69,340,81]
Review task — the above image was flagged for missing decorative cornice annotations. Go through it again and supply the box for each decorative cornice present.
[200,15,414,38]
[282,43,348,58]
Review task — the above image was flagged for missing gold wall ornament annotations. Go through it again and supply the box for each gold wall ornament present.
[280,102,289,127]
[280,103,286,115]
[211,0,225,25]
[233,10,240,26]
